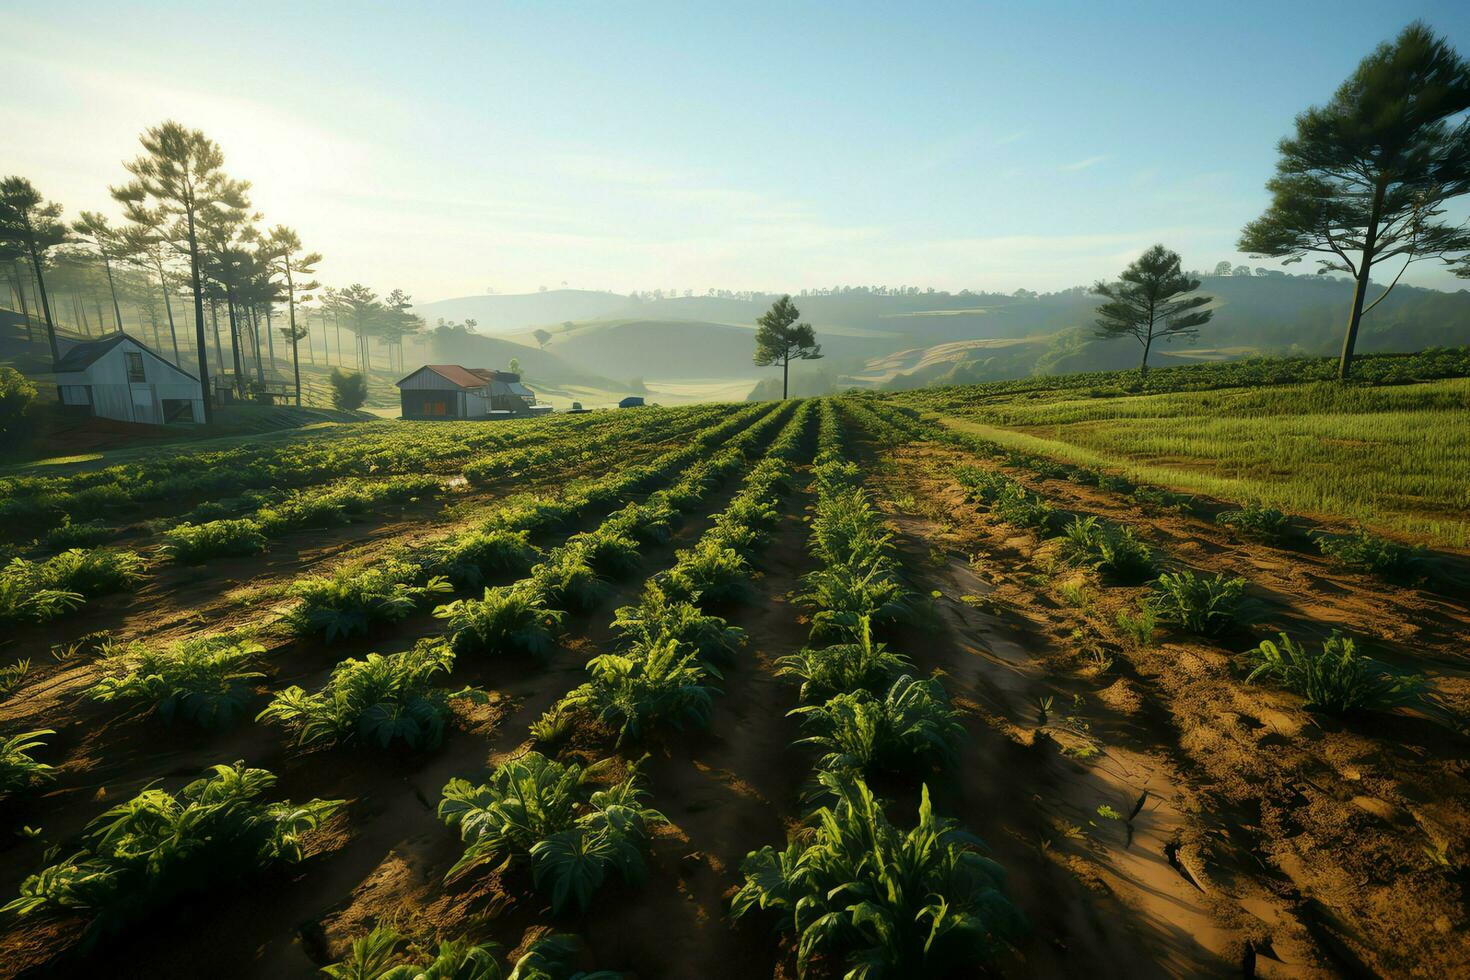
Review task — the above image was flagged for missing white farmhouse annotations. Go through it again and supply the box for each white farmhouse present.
[53,332,206,425]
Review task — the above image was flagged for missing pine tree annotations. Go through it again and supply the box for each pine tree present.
[753,295,822,399]
[0,177,68,366]
[1092,245,1213,378]
[1239,22,1470,379]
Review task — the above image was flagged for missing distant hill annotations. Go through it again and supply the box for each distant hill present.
[417,290,632,332]
[510,318,762,381]
[423,325,624,391]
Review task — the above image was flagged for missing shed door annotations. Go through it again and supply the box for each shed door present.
[130,384,157,424]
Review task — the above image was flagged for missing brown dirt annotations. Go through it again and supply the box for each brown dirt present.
[4,422,1467,978]
[860,438,1470,977]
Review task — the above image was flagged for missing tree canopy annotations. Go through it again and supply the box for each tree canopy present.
[1092,244,1213,377]
[1238,21,1470,378]
[753,294,822,399]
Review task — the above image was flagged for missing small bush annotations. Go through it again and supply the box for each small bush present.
[161,519,268,562]
[430,527,540,589]
[611,582,744,666]
[1115,606,1158,647]
[664,537,753,605]
[1243,632,1424,714]
[329,368,368,410]
[529,550,606,611]
[1,729,55,796]
[1315,528,1421,578]
[286,561,451,642]
[4,763,342,933]
[791,675,962,778]
[323,925,599,980]
[0,366,37,449]
[1058,516,1153,581]
[42,547,146,595]
[775,615,913,703]
[1215,502,1289,541]
[439,753,665,913]
[43,519,115,552]
[258,641,482,749]
[435,585,566,659]
[1147,570,1247,635]
[89,636,265,727]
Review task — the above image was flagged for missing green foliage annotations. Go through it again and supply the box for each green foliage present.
[0,547,145,623]
[664,537,752,605]
[0,365,37,448]
[286,561,452,642]
[438,753,664,913]
[4,763,342,931]
[1,729,55,796]
[1147,570,1248,635]
[753,295,823,399]
[436,585,566,660]
[161,518,269,562]
[1244,632,1425,714]
[562,638,720,745]
[431,527,541,590]
[731,774,1021,977]
[529,550,606,611]
[88,635,265,727]
[258,641,479,749]
[1058,516,1154,581]
[322,924,610,980]
[1092,244,1213,375]
[1114,606,1158,647]
[42,519,115,552]
[1216,502,1290,540]
[611,582,744,667]
[330,368,369,410]
[776,616,914,704]
[791,675,962,778]
[1315,527,1421,577]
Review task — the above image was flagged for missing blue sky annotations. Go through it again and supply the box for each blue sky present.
[8,1,1470,301]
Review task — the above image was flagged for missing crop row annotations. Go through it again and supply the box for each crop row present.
[1,403,726,539]
[732,404,1025,977]
[0,402,806,961]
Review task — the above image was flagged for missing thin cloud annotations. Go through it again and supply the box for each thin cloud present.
[1060,154,1110,172]
[994,130,1026,146]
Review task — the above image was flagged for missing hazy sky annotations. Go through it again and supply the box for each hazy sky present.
[8,1,1470,302]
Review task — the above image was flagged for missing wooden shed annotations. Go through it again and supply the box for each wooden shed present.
[53,332,205,425]
[396,365,539,419]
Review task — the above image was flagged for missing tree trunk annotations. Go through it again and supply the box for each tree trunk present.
[1139,334,1152,377]
[264,303,277,380]
[1340,186,1385,381]
[185,206,214,424]
[225,290,246,398]
[9,260,34,344]
[249,303,265,383]
[101,251,124,332]
[209,297,225,380]
[154,253,181,366]
[25,236,60,367]
[782,351,790,400]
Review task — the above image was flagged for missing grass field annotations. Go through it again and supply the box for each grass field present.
[914,378,1470,545]
[1,363,1467,978]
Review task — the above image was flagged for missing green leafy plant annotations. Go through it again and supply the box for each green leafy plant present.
[42,519,115,552]
[436,585,567,660]
[730,774,1021,977]
[1,729,55,796]
[285,561,452,642]
[663,537,753,605]
[160,519,269,562]
[4,763,342,933]
[775,615,913,703]
[88,636,265,727]
[791,674,962,778]
[1,658,32,698]
[1,547,146,624]
[322,924,611,980]
[1147,570,1247,635]
[1058,516,1154,581]
[530,551,606,612]
[1315,527,1422,578]
[430,527,542,589]
[1114,606,1158,647]
[610,582,744,666]
[438,753,665,913]
[1243,632,1425,714]
[1215,502,1289,540]
[561,638,720,745]
[258,641,482,749]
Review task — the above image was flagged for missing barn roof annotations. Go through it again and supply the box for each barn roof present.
[398,365,492,389]
[54,332,199,381]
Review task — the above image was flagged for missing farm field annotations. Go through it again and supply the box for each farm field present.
[0,371,1468,978]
